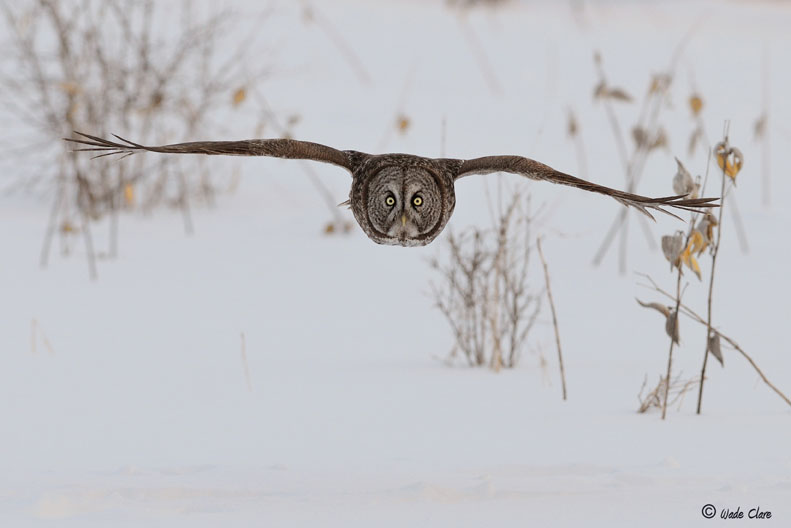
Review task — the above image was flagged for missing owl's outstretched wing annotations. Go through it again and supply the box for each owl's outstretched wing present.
[65,132,357,172]
[455,155,717,220]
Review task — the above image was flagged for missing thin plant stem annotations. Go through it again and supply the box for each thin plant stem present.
[662,250,685,420]
[537,237,567,401]
[696,138,729,414]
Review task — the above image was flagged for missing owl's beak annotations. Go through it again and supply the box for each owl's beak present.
[401,214,407,227]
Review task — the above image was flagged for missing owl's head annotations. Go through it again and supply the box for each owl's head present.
[350,156,456,247]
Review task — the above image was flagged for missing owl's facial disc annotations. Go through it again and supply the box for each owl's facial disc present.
[358,165,451,247]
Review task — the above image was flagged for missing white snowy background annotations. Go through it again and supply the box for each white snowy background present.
[1,0,790,526]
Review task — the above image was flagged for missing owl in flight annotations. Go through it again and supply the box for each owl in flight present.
[67,132,716,247]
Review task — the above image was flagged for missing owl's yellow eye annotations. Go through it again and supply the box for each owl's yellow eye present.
[385,195,396,207]
[412,196,423,207]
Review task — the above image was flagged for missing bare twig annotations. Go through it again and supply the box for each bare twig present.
[537,237,566,400]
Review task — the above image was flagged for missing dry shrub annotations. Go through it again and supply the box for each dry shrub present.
[429,185,541,370]
[0,0,272,276]
[637,373,699,414]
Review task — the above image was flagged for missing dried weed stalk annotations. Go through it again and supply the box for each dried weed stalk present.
[429,186,541,371]
[637,147,713,418]
[695,133,743,413]
[635,133,773,417]
[537,237,567,400]
[636,138,789,412]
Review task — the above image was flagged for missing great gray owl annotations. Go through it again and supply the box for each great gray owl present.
[67,132,716,247]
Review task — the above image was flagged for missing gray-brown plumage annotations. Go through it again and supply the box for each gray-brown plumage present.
[66,132,718,247]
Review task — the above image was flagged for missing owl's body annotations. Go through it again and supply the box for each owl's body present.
[66,133,718,247]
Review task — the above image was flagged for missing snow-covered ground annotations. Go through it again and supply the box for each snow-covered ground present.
[2,0,790,525]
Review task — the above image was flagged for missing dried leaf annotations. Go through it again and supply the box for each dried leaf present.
[708,333,724,367]
[714,141,744,182]
[675,232,703,280]
[672,157,697,197]
[396,114,411,133]
[123,183,134,206]
[232,87,246,107]
[725,147,744,181]
[688,229,707,256]
[666,309,680,344]
[754,114,766,140]
[689,94,703,116]
[661,232,684,269]
[324,222,335,234]
[695,213,717,248]
[636,299,671,317]
[567,111,578,137]
[680,244,702,280]
[607,87,633,102]
[636,299,679,344]
[593,80,608,100]
[714,142,727,169]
